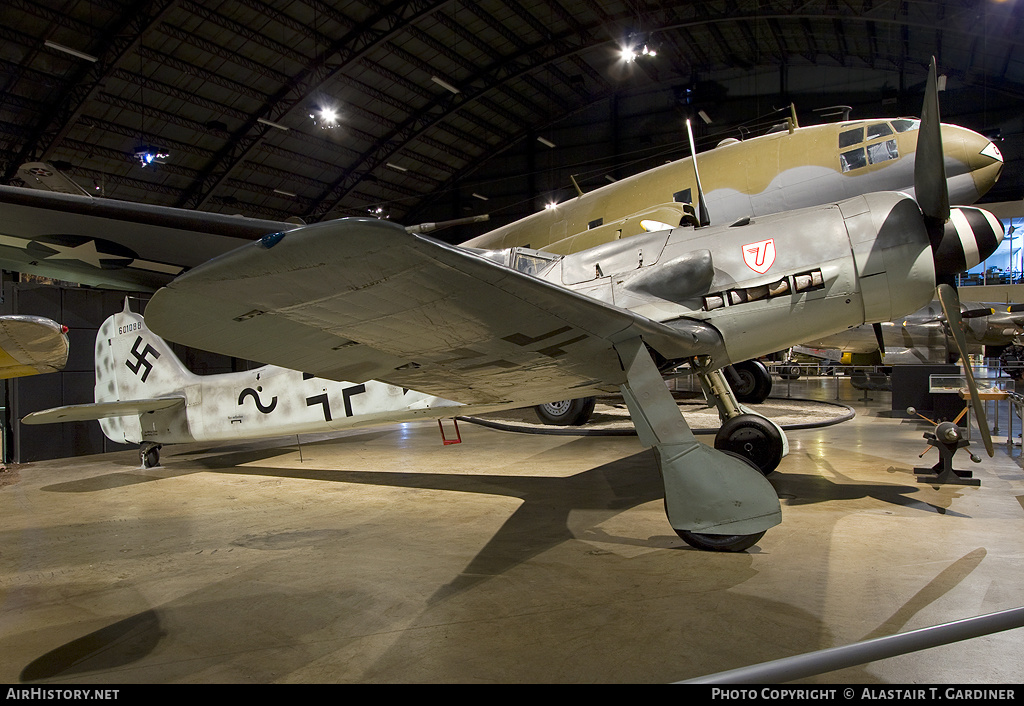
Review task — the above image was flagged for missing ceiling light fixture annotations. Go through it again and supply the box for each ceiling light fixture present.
[309,107,339,129]
[134,145,169,168]
[431,76,461,94]
[386,163,408,172]
[44,39,98,62]
[273,188,296,197]
[536,136,556,148]
[472,193,489,201]
[258,117,290,131]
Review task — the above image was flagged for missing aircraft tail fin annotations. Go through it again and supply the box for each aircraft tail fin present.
[93,300,196,442]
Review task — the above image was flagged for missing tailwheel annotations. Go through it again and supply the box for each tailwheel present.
[714,413,785,476]
[140,443,161,468]
[676,530,767,552]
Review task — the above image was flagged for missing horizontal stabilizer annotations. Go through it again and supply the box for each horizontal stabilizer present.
[22,396,185,425]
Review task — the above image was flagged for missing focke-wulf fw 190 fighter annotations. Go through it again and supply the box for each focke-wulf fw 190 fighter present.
[25,60,1005,552]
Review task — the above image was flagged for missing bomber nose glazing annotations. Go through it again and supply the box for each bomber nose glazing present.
[962,128,1005,198]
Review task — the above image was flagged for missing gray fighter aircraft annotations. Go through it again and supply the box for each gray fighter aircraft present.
[21,60,1006,553]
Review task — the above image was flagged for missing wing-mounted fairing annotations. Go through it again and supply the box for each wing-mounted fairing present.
[0,315,70,378]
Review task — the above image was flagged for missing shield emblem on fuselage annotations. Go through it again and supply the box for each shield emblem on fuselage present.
[742,238,776,274]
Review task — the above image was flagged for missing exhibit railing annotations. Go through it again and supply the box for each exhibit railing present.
[677,605,1024,684]
[756,362,1024,448]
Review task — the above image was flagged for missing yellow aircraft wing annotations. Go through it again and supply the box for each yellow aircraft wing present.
[145,218,717,406]
[0,315,70,379]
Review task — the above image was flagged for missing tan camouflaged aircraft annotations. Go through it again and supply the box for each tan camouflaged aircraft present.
[462,115,1002,255]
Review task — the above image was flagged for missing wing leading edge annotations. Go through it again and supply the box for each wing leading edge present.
[145,218,720,406]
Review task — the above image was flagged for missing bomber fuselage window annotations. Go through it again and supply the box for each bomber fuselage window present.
[588,217,603,229]
[839,127,863,148]
[673,188,692,204]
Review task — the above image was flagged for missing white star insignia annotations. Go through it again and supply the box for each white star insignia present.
[41,240,109,268]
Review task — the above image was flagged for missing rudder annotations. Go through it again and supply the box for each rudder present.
[95,300,195,441]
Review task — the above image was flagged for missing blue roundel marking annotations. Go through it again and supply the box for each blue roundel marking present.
[260,231,287,248]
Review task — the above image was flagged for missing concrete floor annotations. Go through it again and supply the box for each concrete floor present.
[1,377,1022,684]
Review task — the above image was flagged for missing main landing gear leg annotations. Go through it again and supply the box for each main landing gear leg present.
[697,363,788,476]
[614,338,781,552]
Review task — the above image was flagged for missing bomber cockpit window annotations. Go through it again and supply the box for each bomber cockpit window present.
[866,122,893,140]
[891,119,920,133]
[839,122,901,172]
[839,127,863,148]
[866,139,899,165]
[840,148,867,172]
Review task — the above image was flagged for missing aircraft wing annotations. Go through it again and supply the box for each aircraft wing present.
[0,183,296,291]
[22,396,186,425]
[0,315,70,379]
[145,218,719,406]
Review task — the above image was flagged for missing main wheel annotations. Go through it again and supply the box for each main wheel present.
[534,396,597,425]
[671,451,770,552]
[999,345,1024,380]
[729,360,773,403]
[714,413,784,476]
[779,363,801,380]
[676,530,767,552]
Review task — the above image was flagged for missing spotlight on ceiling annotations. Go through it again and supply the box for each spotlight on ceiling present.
[619,33,658,63]
[134,145,169,168]
[309,106,339,129]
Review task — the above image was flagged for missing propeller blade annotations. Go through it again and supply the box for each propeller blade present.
[915,57,950,228]
[872,322,886,355]
[937,283,993,457]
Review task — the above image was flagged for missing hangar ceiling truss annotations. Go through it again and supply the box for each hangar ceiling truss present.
[2,0,1021,230]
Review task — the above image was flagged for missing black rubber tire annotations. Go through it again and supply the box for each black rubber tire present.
[671,451,770,552]
[534,396,597,426]
[141,446,160,468]
[676,530,767,552]
[779,363,801,380]
[999,345,1024,380]
[729,360,773,403]
[714,413,785,476]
